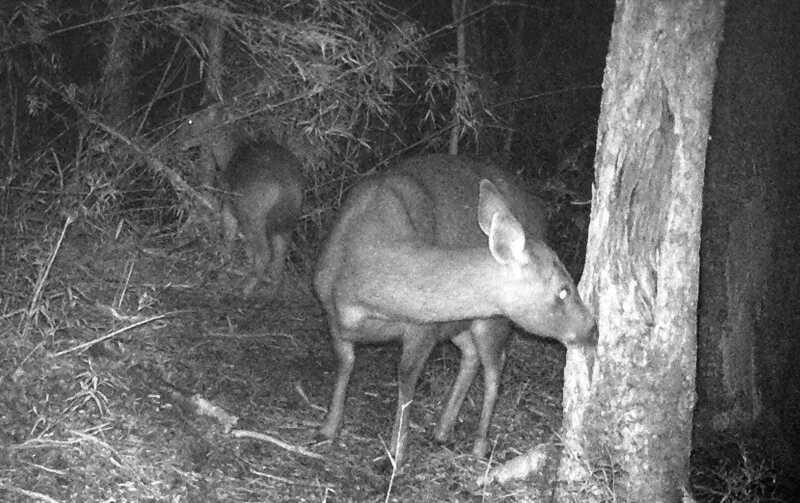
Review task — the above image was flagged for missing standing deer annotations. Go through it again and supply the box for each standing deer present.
[314,154,596,467]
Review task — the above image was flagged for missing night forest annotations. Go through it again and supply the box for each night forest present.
[1,1,798,501]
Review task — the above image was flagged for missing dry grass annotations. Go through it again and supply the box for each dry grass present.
[1,155,790,503]
[691,438,787,503]
[0,193,568,502]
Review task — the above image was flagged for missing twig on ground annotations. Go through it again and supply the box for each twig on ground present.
[68,428,125,469]
[129,362,324,461]
[117,257,136,309]
[0,482,62,503]
[53,311,180,356]
[231,429,325,460]
[2,341,44,386]
[249,469,318,486]
[130,364,240,433]
[94,303,168,322]
[383,399,411,503]
[0,308,26,320]
[21,214,74,339]
[294,382,327,413]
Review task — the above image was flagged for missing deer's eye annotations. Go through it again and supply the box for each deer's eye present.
[557,287,569,302]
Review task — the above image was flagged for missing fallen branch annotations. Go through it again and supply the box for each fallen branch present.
[21,214,74,339]
[54,311,180,356]
[191,395,239,433]
[128,364,324,461]
[231,429,324,460]
[0,482,62,503]
[129,363,239,434]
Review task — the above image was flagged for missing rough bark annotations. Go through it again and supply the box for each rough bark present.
[558,1,725,501]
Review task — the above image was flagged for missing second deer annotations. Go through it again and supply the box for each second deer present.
[176,105,304,298]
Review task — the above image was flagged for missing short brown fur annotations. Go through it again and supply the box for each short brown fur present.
[314,154,595,467]
[177,106,304,297]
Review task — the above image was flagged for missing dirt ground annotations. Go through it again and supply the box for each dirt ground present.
[2,220,788,502]
[1,226,570,502]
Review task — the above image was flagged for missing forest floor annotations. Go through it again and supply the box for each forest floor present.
[0,220,789,502]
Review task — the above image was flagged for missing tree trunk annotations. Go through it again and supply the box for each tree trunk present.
[197,18,225,188]
[204,18,224,104]
[558,1,725,501]
[503,5,527,155]
[101,0,135,132]
[695,0,800,478]
[449,0,467,155]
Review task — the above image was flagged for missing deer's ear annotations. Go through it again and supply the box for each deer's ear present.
[487,212,527,266]
[477,179,512,235]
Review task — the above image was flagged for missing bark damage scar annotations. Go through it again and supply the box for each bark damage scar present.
[614,80,676,326]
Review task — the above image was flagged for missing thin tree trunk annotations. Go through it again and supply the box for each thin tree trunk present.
[204,18,224,104]
[558,1,725,501]
[197,18,225,188]
[101,0,135,132]
[503,5,527,155]
[449,0,467,155]
[696,0,800,476]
